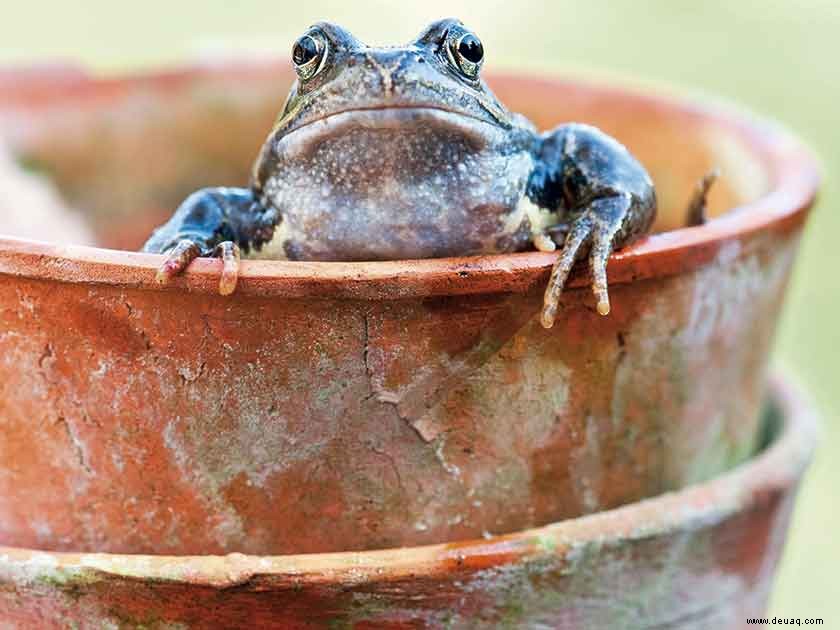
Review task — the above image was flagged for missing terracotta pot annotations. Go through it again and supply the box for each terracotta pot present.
[0,63,819,555]
[0,376,817,628]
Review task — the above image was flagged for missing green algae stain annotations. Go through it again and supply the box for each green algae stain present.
[533,534,558,555]
[35,570,99,589]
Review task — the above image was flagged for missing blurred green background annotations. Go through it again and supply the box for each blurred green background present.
[1,0,837,619]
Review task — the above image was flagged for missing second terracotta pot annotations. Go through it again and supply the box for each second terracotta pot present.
[0,376,817,628]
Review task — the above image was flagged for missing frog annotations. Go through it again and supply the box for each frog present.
[142,18,658,328]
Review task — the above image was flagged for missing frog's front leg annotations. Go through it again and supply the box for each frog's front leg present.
[527,123,657,328]
[142,187,279,295]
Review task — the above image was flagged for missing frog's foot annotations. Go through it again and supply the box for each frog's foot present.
[143,187,279,296]
[155,240,241,295]
[541,194,632,329]
[684,168,720,227]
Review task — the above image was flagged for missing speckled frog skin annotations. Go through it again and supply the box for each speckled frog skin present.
[143,18,657,327]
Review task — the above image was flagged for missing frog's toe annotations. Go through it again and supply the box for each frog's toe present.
[214,241,241,296]
[541,216,593,329]
[533,232,557,252]
[154,239,241,296]
[541,195,631,328]
[155,239,202,285]
[589,221,622,317]
[684,168,719,227]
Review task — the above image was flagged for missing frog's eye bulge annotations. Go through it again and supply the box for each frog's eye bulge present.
[447,29,484,79]
[292,30,329,81]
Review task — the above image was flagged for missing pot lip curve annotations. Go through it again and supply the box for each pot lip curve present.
[0,64,821,300]
[0,374,818,588]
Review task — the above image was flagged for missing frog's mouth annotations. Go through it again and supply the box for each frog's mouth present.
[273,106,503,160]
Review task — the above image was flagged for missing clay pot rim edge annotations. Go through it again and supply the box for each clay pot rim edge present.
[0,373,817,588]
[0,65,821,300]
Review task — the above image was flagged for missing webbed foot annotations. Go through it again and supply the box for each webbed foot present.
[541,194,633,328]
[527,123,657,328]
[684,169,720,227]
[143,187,278,295]
[155,240,241,295]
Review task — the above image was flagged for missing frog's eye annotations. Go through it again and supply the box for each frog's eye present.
[447,30,484,79]
[292,30,329,81]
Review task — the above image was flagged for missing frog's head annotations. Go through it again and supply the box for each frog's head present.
[253,20,538,261]
[266,19,519,154]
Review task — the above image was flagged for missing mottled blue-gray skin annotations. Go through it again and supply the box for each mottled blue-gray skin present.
[143,18,656,328]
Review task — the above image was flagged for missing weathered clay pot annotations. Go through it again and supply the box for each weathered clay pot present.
[0,376,817,628]
[0,64,819,555]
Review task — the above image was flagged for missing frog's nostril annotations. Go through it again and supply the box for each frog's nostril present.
[416,55,425,64]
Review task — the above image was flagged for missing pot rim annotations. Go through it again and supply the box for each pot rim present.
[0,64,821,300]
[0,374,817,588]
